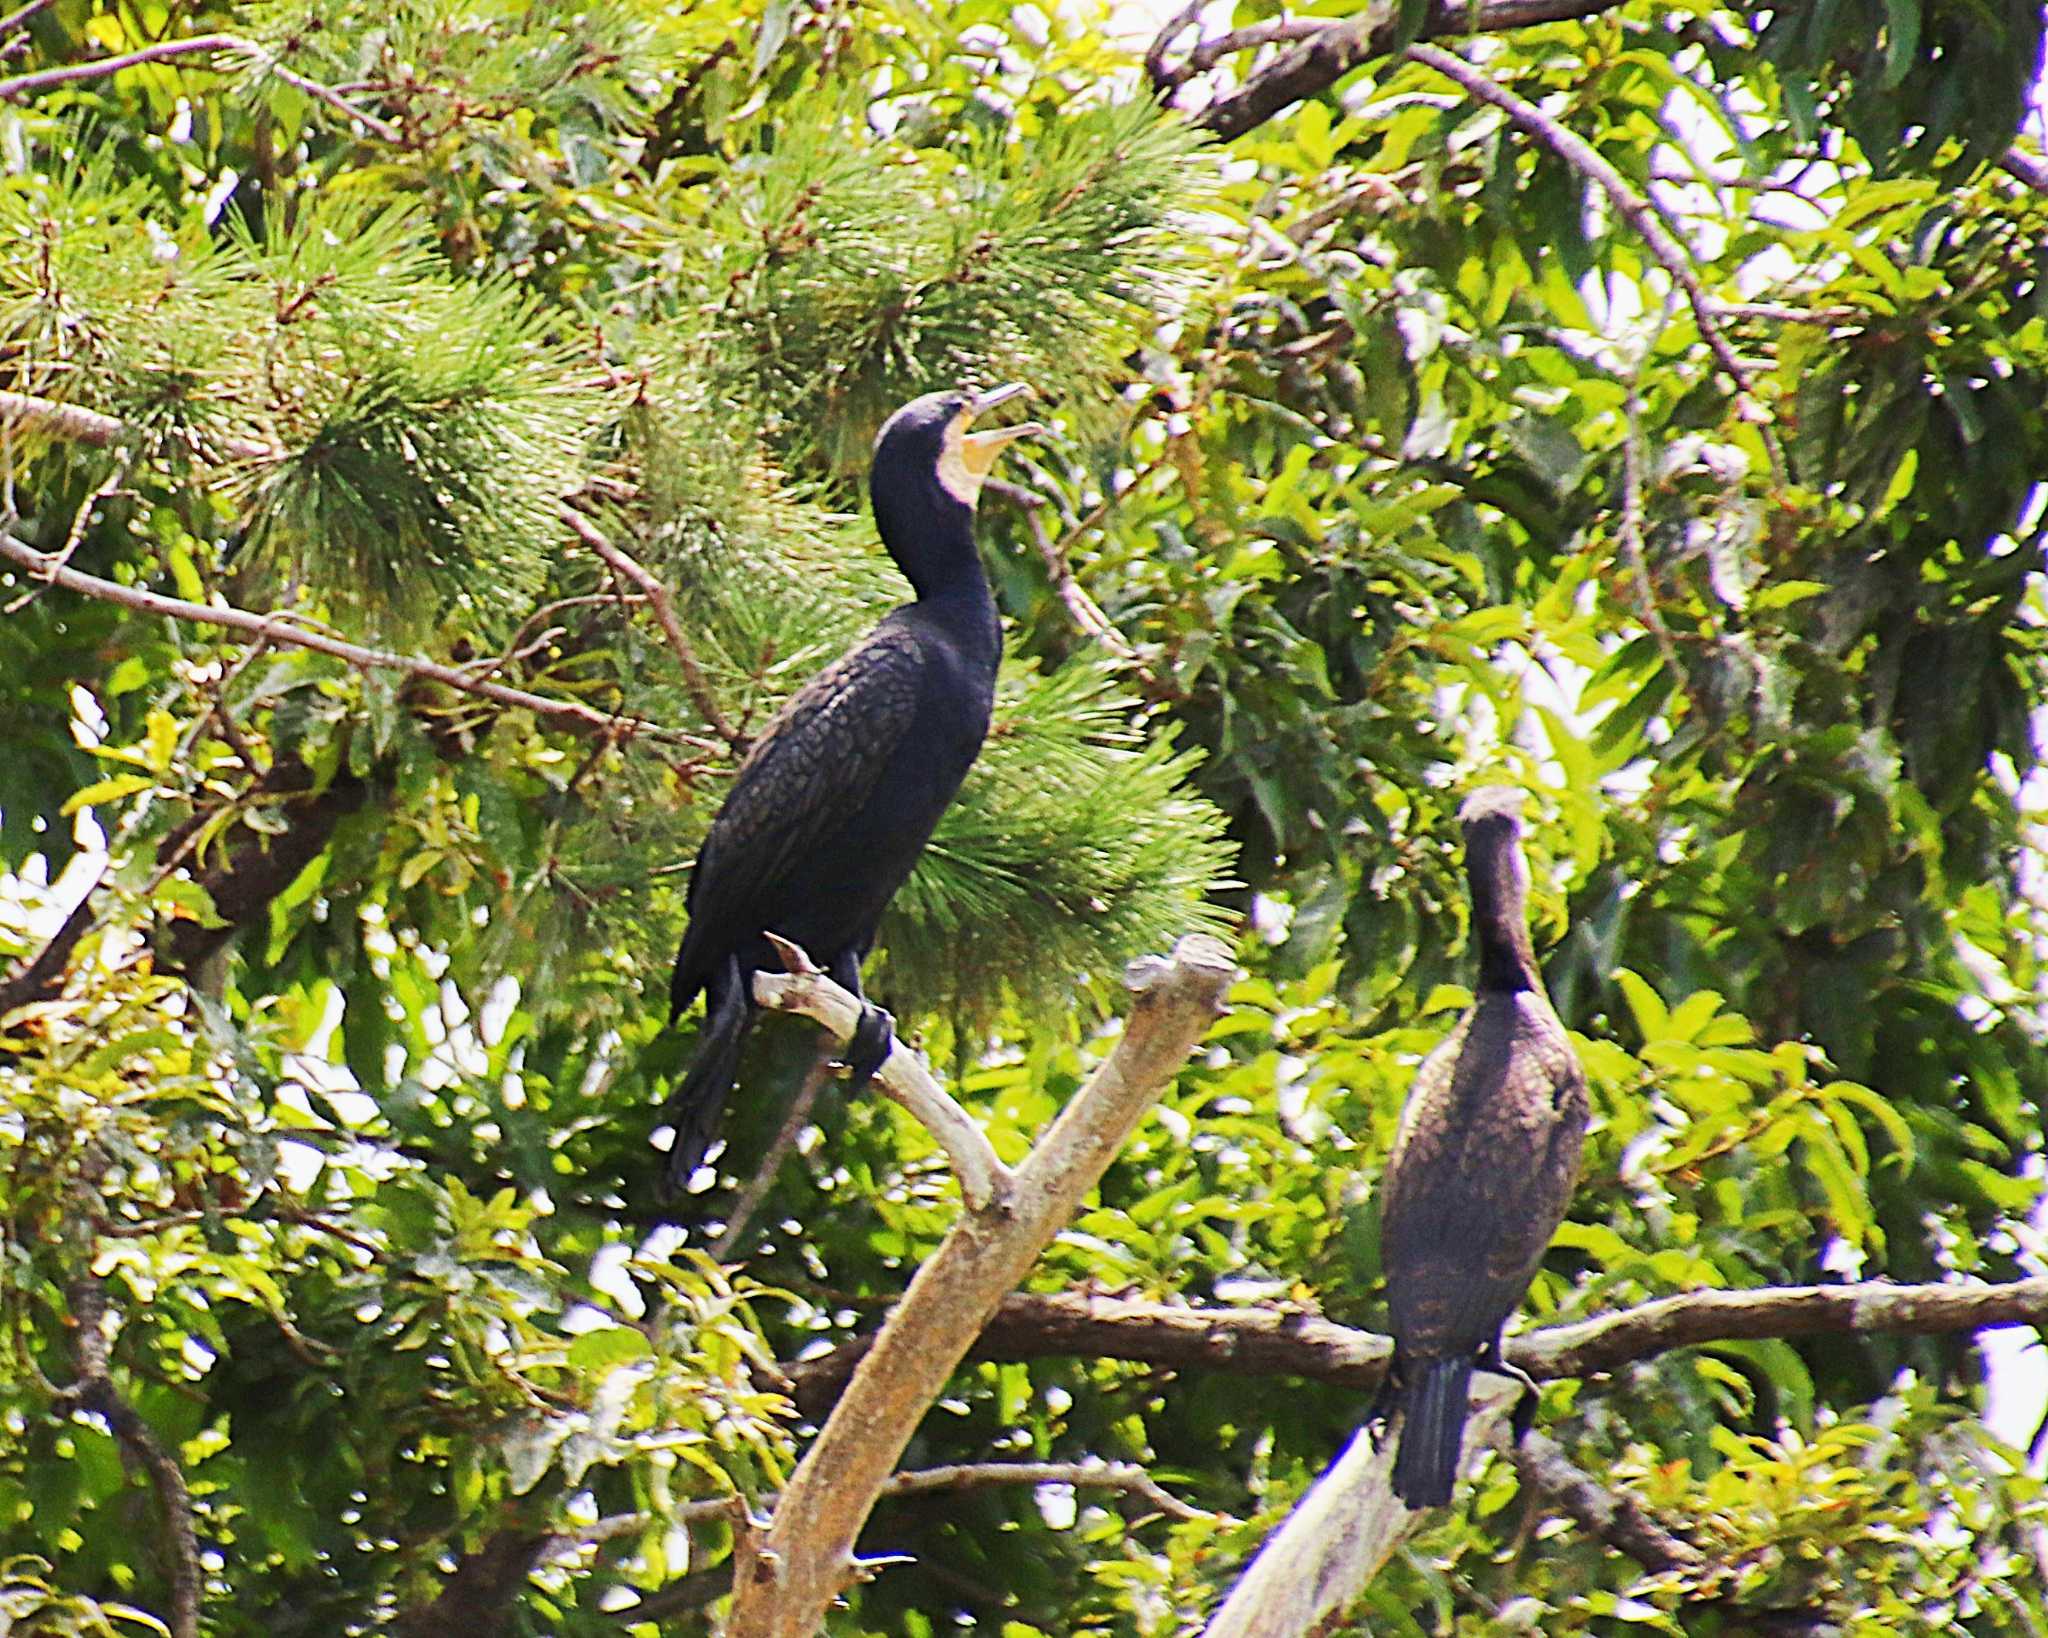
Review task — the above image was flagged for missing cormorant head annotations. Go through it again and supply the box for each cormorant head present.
[1457,786,1527,836]
[1458,786,1537,980]
[870,384,1044,595]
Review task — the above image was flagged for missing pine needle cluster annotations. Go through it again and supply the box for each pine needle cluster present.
[693,96,1207,468]
[229,201,600,631]
[241,0,659,141]
[0,155,609,634]
[880,662,1234,1023]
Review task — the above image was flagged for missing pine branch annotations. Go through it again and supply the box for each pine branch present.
[0,528,701,745]
[723,934,1235,1638]
[560,504,743,750]
[0,389,706,743]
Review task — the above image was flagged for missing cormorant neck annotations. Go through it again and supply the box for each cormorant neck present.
[1466,828,1541,993]
[871,472,989,604]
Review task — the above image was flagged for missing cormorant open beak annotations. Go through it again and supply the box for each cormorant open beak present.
[959,382,1045,477]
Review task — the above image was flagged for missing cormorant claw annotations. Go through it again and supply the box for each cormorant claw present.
[843,1003,896,1092]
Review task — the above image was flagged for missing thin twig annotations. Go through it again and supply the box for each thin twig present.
[879,1459,1217,1524]
[1716,300,1867,327]
[0,32,401,141]
[3,450,134,614]
[709,1039,837,1261]
[559,505,744,750]
[58,1276,203,1638]
[411,1460,1204,1632]
[751,932,1010,1214]
[0,0,54,42]
[1405,41,1789,486]
[1006,486,1139,662]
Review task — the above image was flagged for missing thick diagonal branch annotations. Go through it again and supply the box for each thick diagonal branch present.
[723,934,1235,1638]
[1201,1378,1518,1638]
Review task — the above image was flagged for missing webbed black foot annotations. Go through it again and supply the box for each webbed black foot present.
[843,1002,896,1092]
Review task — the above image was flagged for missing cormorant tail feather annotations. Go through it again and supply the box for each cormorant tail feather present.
[659,971,751,1202]
[1391,1355,1474,1509]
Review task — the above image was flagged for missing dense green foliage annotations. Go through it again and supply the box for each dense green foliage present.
[1,1,2045,1633]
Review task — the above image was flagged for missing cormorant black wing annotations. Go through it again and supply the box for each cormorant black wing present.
[671,622,925,1009]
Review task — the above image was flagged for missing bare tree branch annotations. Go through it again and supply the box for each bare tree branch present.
[1515,1276,2048,1379]
[0,528,707,746]
[1511,1426,1702,1574]
[784,1276,2048,1419]
[0,0,55,43]
[0,887,95,1018]
[723,934,1236,1638]
[0,32,401,140]
[1510,1428,1836,1634]
[1403,41,1788,485]
[989,477,1141,664]
[878,1458,1218,1524]
[401,1462,1207,1632]
[57,1276,202,1638]
[1186,0,1628,141]
[750,932,1011,1214]
[783,1288,1388,1418]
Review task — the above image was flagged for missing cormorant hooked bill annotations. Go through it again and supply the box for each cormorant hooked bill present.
[1378,787,1588,1508]
[660,384,1044,1201]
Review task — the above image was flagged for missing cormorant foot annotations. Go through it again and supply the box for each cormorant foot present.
[1478,1343,1544,1443]
[843,1003,896,1092]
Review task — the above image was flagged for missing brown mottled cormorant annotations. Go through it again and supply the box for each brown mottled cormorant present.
[1379,787,1588,1508]
[660,384,1043,1200]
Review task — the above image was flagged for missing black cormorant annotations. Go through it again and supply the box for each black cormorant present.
[660,384,1043,1200]
[1378,787,1588,1508]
